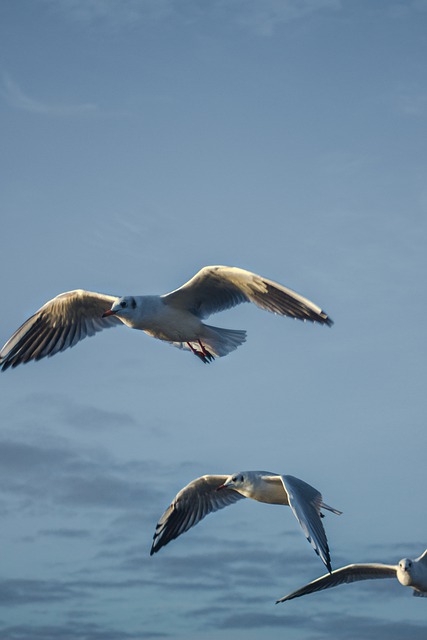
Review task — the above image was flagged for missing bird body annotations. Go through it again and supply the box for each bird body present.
[150,471,341,573]
[276,549,427,603]
[0,265,333,369]
[233,472,291,504]
[114,295,205,341]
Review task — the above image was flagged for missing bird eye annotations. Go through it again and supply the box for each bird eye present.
[121,301,127,308]
[232,476,237,482]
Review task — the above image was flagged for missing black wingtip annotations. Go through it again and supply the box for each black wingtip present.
[0,357,10,371]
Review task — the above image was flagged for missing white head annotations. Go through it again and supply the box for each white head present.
[397,557,414,587]
[216,472,254,498]
[102,296,137,319]
[222,472,248,490]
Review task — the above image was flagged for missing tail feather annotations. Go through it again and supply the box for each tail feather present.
[167,326,247,360]
[201,325,247,357]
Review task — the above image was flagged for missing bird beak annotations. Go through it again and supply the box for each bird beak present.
[216,482,229,491]
[102,309,117,318]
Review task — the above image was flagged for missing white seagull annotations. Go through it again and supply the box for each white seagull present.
[0,265,333,370]
[276,549,427,603]
[150,471,342,573]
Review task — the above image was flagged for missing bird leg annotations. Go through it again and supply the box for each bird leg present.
[198,340,215,362]
[186,341,214,364]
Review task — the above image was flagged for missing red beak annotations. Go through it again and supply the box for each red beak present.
[216,483,226,491]
[102,309,117,318]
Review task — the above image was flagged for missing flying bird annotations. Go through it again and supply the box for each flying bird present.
[0,266,333,369]
[150,471,341,573]
[276,549,427,603]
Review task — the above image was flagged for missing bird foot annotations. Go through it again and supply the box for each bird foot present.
[186,341,215,364]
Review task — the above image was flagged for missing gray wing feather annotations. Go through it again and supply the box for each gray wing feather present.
[150,475,245,555]
[162,266,333,325]
[0,290,121,370]
[281,475,336,573]
[276,563,398,603]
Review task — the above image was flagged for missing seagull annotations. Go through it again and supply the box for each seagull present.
[276,549,427,603]
[150,471,342,573]
[0,265,333,370]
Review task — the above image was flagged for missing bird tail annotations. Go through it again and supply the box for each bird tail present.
[200,325,247,357]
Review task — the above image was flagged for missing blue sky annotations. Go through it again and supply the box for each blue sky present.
[1,1,427,638]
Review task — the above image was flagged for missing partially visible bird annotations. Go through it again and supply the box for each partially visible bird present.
[0,265,333,370]
[276,549,427,603]
[150,471,342,573]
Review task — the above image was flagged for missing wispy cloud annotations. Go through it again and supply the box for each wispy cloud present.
[14,392,138,432]
[311,613,427,640]
[395,90,427,117]
[0,434,161,513]
[230,0,341,36]
[42,0,174,28]
[0,620,164,640]
[1,73,98,117]
[42,0,341,36]
[0,578,76,606]
[38,527,92,539]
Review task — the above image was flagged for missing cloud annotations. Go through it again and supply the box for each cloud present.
[308,613,427,640]
[212,610,427,637]
[43,0,174,28]
[0,622,164,640]
[0,579,75,606]
[1,74,98,117]
[230,0,341,36]
[10,392,137,432]
[41,0,341,35]
[395,90,427,117]
[60,403,137,431]
[59,472,155,509]
[0,440,73,475]
[0,434,161,514]
[0,429,421,640]
[119,537,326,593]
[38,528,92,539]
[217,610,307,629]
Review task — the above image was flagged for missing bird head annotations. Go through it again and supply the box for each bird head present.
[102,296,137,318]
[217,472,246,492]
[399,558,413,573]
[397,557,415,587]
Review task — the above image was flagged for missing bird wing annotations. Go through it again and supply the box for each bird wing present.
[416,549,427,565]
[280,475,336,573]
[150,475,245,555]
[162,265,333,325]
[0,290,121,370]
[276,563,398,603]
